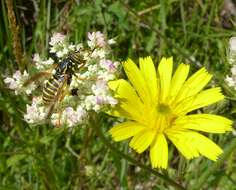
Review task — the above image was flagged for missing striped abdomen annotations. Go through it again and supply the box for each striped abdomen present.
[42,76,61,104]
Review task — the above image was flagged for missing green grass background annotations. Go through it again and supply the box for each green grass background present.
[1,0,236,189]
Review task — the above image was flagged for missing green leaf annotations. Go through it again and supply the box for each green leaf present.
[7,154,26,167]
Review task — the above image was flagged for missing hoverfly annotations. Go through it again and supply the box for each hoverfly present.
[24,51,87,124]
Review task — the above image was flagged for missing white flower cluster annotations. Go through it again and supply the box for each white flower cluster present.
[49,33,78,59]
[51,106,86,127]
[33,53,54,70]
[5,31,119,127]
[225,37,236,89]
[4,70,36,95]
[24,96,46,124]
[23,95,87,127]
[83,80,118,112]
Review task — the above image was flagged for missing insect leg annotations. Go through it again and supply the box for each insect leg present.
[55,85,70,127]
[55,109,63,127]
[73,73,97,81]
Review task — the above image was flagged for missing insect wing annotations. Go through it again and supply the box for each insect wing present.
[23,71,51,87]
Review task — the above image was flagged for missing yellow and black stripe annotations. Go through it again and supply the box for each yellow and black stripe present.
[42,76,61,104]
[69,52,84,65]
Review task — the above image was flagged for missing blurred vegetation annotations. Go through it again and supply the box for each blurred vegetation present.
[1,0,236,189]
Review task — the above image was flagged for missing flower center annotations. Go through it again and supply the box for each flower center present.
[157,104,171,114]
[155,104,175,132]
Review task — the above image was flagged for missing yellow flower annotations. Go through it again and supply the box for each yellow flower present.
[108,57,232,169]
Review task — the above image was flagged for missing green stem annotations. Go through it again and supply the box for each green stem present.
[191,138,236,190]
[90,114,186,190]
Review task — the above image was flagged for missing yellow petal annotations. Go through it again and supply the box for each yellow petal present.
[166,130,223,161]
[186,132,223,161]
[166,129,199,159]
[108,79,145,122]
[123,59,151,105]
[174,68,212,104]
[174,87,224,115]
[169,63,189,103]
[150,133,168,169]
[139,57,158,104]
[129,130,155,153]
[158,57,173,102]
[173,114,232,133]
[109,121,146,141]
